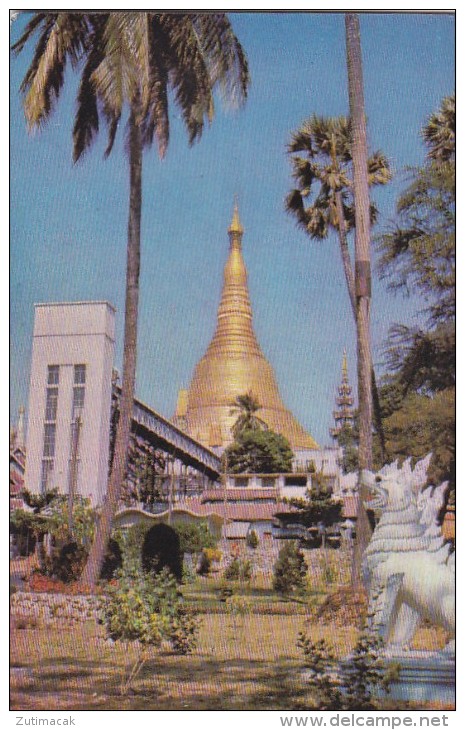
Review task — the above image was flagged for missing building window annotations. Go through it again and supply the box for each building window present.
[41,459,54,492]
[41,367,60,492]
[74,364,86,385]
[72,386,85,423]
[45,387,58,422]
[43,423,56,457]
[48,365,60,385]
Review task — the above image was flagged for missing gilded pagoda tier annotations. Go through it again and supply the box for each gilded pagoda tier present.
[177,203,319,451]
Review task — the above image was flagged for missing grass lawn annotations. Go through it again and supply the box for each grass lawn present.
[11,613,358,711]
[10,596,447,711]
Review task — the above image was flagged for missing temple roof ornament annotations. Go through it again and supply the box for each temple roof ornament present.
[330,349,355,439]
[178,201,319,451]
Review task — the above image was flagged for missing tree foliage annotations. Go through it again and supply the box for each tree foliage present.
[174,521,217,554]
[13,11,249,586]
[286,478,344,528]
[377,95,455,489]
[102,562,200,693]
[224,428,294,474]
[297,631,392,710]
[230,391,268,438]
[272,540,307,597]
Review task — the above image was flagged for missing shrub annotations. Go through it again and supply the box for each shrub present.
[273,541,307,596]
[298,630,393,710]
[217,578,236,602]
[174,521,217,554]
[50,541,88,583]
[101,560,200,693]
[224,557,252,581]
[246,529,259,549]
[197,547,222,576]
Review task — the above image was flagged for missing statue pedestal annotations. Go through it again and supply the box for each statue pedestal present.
[381,650,455,706]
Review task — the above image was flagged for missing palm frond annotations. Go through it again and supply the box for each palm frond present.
[20,13,88,129]
[11,12,49,55]
[193,13,249,109]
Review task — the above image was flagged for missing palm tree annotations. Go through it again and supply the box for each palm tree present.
[285,114,390,461]
[422,94,455,163]
[230,391,268,438]
[13,12,249,586]
[345,12,374,585]
[286,114,390,320]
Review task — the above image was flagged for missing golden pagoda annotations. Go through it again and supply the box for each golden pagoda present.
[175,202,319,451]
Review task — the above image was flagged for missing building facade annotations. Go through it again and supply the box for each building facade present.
[24,302,115,505]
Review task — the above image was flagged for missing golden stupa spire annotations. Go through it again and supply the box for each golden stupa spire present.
[181,201,319,451]
[228,196,244,235]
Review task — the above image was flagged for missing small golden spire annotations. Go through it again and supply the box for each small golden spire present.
[228,197,244,235]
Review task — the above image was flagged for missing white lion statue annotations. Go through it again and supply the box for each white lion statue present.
[361,455,454,655]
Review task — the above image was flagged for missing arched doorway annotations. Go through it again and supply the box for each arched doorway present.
[142,523,183,580]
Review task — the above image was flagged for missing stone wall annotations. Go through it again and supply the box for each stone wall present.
[218,539,352,585]
[11,591,104,625]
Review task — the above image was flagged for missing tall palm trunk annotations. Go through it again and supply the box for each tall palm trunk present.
[345,13,373,587]
[334,191,386,462]
[81,114,142,586]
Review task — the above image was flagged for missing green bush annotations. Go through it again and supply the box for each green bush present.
[217,578,236,602]
[297,631,393,710]
[101,561,200,693]
[246,529,259,549]
[224,557,252,581]
[197,547,222,576]
[273,540,307,596]
[49,541,88,583]
[174,521,217,553]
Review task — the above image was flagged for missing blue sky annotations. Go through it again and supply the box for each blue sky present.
[10,12,455,446]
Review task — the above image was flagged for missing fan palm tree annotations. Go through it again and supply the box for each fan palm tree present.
[286,114,390,321]
[230,391,268,438]
[13,12,249,586]
[285,114,390,462]
[422,94,455,163]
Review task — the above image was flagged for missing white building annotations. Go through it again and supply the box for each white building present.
[24,302,115,506]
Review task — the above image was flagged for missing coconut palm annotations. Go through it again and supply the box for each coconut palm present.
[230,391,268,438]
[422,94,455,163]
[285,114,390,462]
[13,12,249,585]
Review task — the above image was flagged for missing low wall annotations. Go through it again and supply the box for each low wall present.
[11,591,104,624]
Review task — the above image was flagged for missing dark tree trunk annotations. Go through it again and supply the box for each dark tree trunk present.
[345,13,374,587]
[336,178,386,466]
[81,115,142,586]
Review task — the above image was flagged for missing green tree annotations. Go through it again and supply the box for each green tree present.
[174,521,217,554]
[286,115,390,460]
[286,115,390,322]
[224,428,294,474]
[230,391,268,438]
[422,93,455,163]
[286,477,344,529]
[273,540,307,597]
[13,12,249,586]
[102,564,200,694]
[377,95,455,491]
